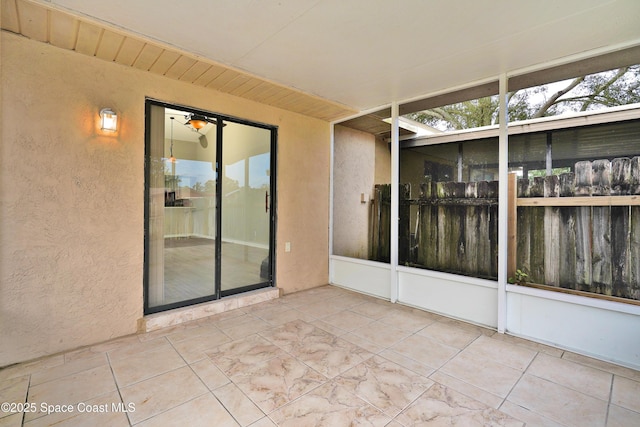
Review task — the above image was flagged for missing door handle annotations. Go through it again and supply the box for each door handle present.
[265,191,269,213]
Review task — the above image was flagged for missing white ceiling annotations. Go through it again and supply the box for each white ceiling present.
[42,0,640,112]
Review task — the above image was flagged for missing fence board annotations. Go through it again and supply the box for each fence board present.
[592,159,611,196]
[464,204,479,274]
[612,157,631,195]
[611,205,630,297]
[630,158,640,299]
[516,206,531,278]
[592,160,613,295]
[575,205,592,291]
[544,176,560,286]
[399,184,411,264]
[575,161,592,196]
[559,175,577,289]
[631,205,640,300]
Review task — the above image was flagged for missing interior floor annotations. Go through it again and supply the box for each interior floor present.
[163,238,268,305]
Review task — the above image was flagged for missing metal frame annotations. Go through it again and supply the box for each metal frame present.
[143,98,277,315]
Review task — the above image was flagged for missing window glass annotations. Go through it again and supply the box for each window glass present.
[399,138,499,278]
[405,95,500,132]
[508,65,640,120]
[332,110,391,262]
[509,118,640,302]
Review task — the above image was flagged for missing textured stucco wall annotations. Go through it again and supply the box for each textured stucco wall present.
[0,32,330,366]
[374,136,391,185]
[332,125,376,259]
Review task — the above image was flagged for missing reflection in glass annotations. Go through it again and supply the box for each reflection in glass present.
[220,122,271,293]
[146,104,274,313]
[332,115,391,262]
[399,138,499,279]
[147,106,218,309]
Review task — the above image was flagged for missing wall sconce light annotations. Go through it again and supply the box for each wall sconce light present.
[100,108,118,132]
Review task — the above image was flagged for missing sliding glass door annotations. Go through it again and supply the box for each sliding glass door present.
[144,100,276,314]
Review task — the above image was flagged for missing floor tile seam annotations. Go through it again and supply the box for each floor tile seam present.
[311,320,351,336]
[510,370,613,417]
[345,307,388,321]
[559,352,640,380]
[107,340,189,378]
[356,320,416,350]
[383,380,438,422]
[343,365,438,419]
[416,326,483,353]
[24,388,125,426]
[107,336,173,362]
[109,343,185,369]
[170,332,242,369]
[14,374,32,427]
[522,361,615,402]
[455,345,535,373]
[608,402,640,417]
[378,349,439,377]
[213,349,293,379]
[24,352,113,387]
[27,359,116,391]
[105,352,133,427]
[396,329,463,364]
[226,370,324,425]
[128,391,215,427]
[604,374,615,427]
[343,331,395,354]
[161,323,219,344]
[255,330,309,357]
[607,369,640,383]
[263,378,379,420]
[113,355,193,391]
[427,369,505,406]
[274,347,358,382]
[500,349,540,414]
[498,400,571,427]
[609,375,640,414]
[211,379,264,417]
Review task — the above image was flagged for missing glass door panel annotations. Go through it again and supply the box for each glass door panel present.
[147,105,218,311]
[145,101,275,314]
[220,122,272,294]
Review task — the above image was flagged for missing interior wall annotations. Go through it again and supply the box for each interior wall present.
[0,32,331,367]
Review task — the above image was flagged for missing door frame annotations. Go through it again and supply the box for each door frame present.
[143,98,277,315]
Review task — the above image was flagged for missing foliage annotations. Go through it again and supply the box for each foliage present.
[508,268,529,285]
[407,66,640,131]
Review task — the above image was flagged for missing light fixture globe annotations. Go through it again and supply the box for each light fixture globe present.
[188,114,207,130]
[99,108,117,132]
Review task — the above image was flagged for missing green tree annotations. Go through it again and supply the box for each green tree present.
[407,66,640,130]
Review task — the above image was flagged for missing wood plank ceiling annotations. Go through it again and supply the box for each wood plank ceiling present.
[0,0,357,122]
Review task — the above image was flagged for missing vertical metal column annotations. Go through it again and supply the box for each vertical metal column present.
[497,74,509,333]
[390,103,400,303]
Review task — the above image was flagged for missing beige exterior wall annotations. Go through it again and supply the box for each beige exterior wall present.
[332,125,390,259]
[374,136,391,186]
[0,32,330,367]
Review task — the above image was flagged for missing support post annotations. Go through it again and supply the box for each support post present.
[497,74,509,333]
[508,172,518,279]
[390,102,400,303]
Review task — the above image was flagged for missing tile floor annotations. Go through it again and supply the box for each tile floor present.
[1,285,639,426]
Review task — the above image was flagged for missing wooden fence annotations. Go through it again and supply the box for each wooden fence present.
[370,181,499,279]
[369,184,391,262]
[512,157,640,301]
[369,156,640,302]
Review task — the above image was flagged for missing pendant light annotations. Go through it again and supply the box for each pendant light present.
[168,116,176,163]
